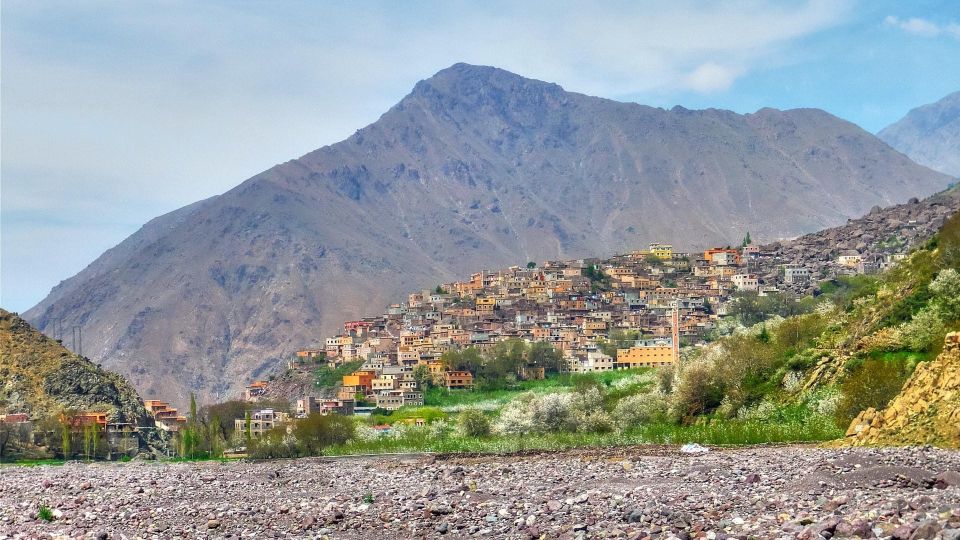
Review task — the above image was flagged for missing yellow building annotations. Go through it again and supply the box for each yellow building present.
[616,341,675,368]
[649,243,673,259]
[475,296,497,312]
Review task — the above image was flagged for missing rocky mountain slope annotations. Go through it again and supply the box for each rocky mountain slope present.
[24,63,952,407]
[879,90,960,177]
[846,332,960,447]
[758,186,960,294]
[0,309,151,426]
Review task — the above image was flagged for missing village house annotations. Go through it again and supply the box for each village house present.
[244,380,269,402]
[144,400,187,432]
[732,273,759,291]
[234,409,290,438]
[616,338,676,368]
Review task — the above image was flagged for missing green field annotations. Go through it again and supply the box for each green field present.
[423,368,655,409]
[325,418,842,456]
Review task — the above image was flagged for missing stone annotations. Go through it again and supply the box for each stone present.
[908,520,941,540]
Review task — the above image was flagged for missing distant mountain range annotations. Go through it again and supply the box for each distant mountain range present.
[879,91,960,178]
[24,63,952,407]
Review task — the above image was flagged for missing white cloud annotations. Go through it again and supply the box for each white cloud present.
[884,15,960,39]
[682,63,741,93]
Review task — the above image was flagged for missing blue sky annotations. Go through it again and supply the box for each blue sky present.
[2,0,959,312]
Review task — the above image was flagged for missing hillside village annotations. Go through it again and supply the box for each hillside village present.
[222,189,959,430]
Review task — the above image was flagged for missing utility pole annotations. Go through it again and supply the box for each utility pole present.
[71,326,83,356]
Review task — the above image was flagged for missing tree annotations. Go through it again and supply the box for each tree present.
[930,268,960,321]
[742,231,752,247]
[244,411,252,445]
[526,261,537,269]
[202,400,248,441]
[293,413,355,456]
[412,364,434,390]
[938,210,960,269]
[434,285,448,295]
[528,342,564,373]
[61,421,71,460]
[835,359,909,427]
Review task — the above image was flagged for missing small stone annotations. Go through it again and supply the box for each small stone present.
[207,519,221,529]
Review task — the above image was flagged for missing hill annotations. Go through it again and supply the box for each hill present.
[879,90,960,177]
[24,63,952,407]
[0,308,152,426]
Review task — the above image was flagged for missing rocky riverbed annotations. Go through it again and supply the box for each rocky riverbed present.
[2,445,959,539]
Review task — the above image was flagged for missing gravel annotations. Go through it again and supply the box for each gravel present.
[2,445,959,539]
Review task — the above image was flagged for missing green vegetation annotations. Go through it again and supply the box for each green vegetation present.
[834,358,910,427]
[422,367,653,408]
[316,360,364,388]
[37,505,54,522]
[325,419,839,456]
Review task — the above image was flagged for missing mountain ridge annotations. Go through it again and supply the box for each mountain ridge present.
[879,90,960,177]
[25,63,952,407]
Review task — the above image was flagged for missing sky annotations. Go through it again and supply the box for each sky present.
[2,0,960,312]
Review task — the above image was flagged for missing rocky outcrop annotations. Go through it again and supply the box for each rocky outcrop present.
[0,309,151,426]
[846,332,960,447]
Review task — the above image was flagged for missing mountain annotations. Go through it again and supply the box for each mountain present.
[0,309,151,426]
[879,91,960,178]
[25,63,952,407]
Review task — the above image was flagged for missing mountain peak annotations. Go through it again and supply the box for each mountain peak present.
[408,63,566,104]
[879,90,960,177]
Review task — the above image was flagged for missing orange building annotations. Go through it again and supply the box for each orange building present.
[443,371,474,389]
[61,412,108,431]
[703,248,742,266]
[342,370,376,392]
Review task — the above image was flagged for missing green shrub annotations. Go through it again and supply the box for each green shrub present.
[38,505,54,522]
[613,391,670,429]
[834,358,910,428]
[457,409,491,437]
[930,268,960,321]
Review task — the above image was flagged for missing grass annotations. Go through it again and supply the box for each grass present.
[324,418,842,456]
[0,458,66,467]
[38,505,54,522]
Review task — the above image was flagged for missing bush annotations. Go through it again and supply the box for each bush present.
[613,391,670,430]
[494,392,574,435]
[294,413,356,455]
[569,387,613,433]
[670,358,724,419]
[900,308,945,351]
[834,359,910,428]
[457,409,491,437]
[930,268,960,321]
